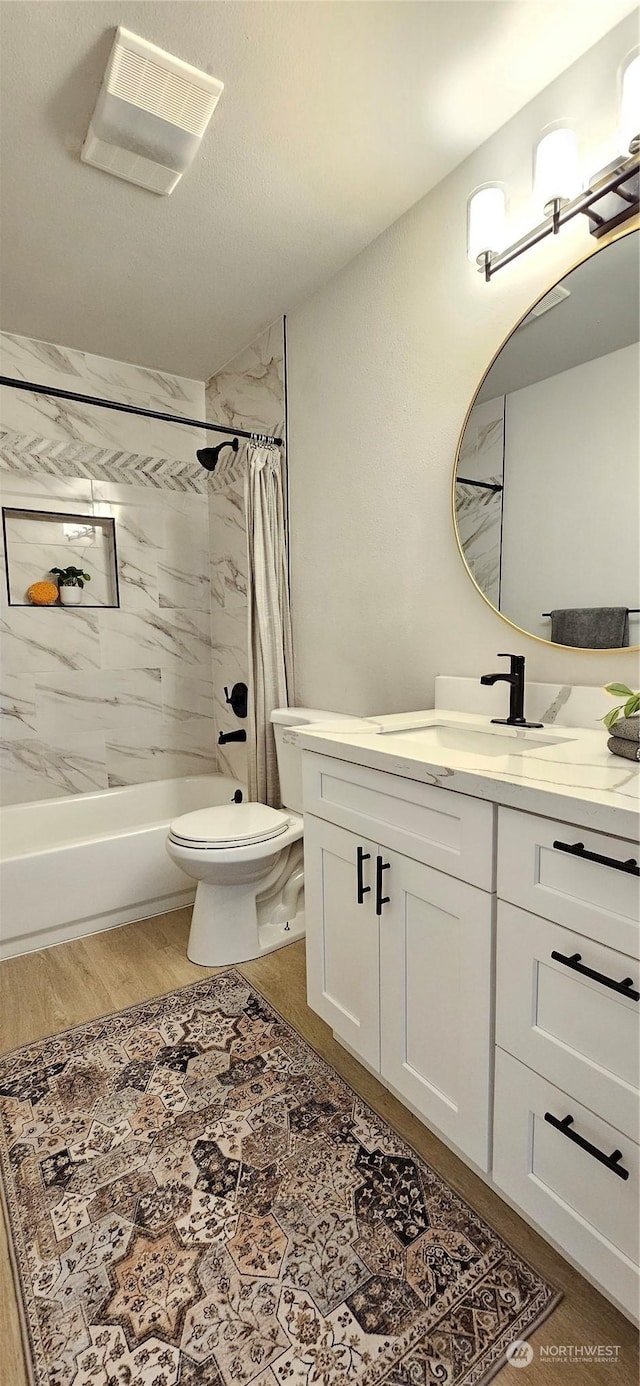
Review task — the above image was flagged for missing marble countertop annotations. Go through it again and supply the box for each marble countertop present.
[297,709,640,840]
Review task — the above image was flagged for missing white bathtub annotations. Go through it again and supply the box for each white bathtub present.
[0,773,243,960]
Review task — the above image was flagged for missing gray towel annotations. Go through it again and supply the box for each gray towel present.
[607,735,640,762]
[550,607,629,649]
[612,716,640,743]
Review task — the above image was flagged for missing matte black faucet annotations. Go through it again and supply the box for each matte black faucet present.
[480,654,543,728]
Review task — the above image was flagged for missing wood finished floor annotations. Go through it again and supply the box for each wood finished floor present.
[0,908,638,1386]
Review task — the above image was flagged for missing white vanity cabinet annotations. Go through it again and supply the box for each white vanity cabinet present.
[493,1049,639,1317]
[493,806,640,1320]
[301,739,640,1321]
[303,752,495,1170]
[378,845,493,1169]
[497,807,640,958]
[304,816,381,1069]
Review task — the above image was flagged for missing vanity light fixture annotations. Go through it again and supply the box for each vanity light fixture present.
[621,51,640,154]
[533,126,581,218]
[467,186,506,266]
[469,51,639,281]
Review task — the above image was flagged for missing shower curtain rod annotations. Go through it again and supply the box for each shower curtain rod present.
[0,376,283,446]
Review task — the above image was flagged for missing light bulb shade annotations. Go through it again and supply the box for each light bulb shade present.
[534,127,581,211]
[467,186,506,264]
[620,51,640,153]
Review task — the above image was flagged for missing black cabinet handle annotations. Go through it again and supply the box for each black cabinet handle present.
[552,839,639,877]
[356,846,371,905]
[551,950,639,1002]
[544,1112,629,1181]
[375,856,390,916]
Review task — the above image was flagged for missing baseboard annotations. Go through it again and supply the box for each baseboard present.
[0,889,196,961]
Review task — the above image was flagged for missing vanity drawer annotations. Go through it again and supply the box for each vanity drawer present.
[497,807,640,955]
[493,1048,639,1319]
[496,901,639,1140]
[302,751,495,889]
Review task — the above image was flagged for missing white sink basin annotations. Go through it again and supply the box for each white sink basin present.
[380,723,573,758]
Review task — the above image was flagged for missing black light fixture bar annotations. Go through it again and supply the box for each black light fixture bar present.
[480,151,639,282]
[0,375,283,446]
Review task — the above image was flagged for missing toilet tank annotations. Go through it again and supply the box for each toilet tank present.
[270,707,359,813]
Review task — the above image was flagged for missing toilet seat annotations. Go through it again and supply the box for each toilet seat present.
[169,802,290,851]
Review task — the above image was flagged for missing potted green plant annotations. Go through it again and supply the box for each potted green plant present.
[49,565,91,606]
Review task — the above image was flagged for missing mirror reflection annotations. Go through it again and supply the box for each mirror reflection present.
[454,228,639,650]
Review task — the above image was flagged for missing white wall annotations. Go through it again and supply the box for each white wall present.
[287,15,640,716]
[501,342,640,641]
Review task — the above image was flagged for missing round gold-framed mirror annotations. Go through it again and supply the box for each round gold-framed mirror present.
[453,224,639,652]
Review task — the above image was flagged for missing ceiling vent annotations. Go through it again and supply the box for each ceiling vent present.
[81,27,223,195]
[519,283,571,328]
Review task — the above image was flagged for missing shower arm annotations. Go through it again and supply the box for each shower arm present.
[0,375,283,447]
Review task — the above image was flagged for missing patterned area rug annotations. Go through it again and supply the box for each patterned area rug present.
[0,973,560,1386]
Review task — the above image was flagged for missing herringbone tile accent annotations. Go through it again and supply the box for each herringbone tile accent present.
[0,428,208,493]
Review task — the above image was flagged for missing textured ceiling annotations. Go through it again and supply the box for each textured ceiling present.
[0,0,635,379]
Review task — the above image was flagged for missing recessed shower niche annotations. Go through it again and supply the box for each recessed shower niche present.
[1,507,120,607]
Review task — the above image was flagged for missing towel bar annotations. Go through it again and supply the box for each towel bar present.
[542,608,640,617]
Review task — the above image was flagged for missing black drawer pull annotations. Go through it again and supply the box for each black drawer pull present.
[551,950,639,1002]
[552,839,639,877]
[544,1112,629,1180]
[356,846,371,905]
[375,856,390,916]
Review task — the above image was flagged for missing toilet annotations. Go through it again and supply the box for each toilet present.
[166,707,356,966]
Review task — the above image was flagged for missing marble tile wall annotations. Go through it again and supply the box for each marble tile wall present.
[0,332,205,465]
[0,333,217,804]
[205,322,286,783]
[454,396,505,609]
[4,509,116,607]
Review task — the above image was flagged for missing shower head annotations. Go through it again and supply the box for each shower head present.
[196,437,239,471]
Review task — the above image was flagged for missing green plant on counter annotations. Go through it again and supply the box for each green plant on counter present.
[602,683,640,730]
[50,565,91,589]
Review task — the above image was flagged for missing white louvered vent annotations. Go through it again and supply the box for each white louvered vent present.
[520,283,571,327]
[81,27,224,194]
[106,33,221,136]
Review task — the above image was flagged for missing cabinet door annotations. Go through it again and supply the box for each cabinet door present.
[302,750,495,889]
[496,900,639,1140]
[304,814,380,1069]
[380,849,493,1170]
[497,807,640,957]
[494,1047,639,1321]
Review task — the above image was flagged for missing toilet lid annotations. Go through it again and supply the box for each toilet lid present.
[169,802,290,848]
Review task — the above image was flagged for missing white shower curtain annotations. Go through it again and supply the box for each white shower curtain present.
[244,443,294,805]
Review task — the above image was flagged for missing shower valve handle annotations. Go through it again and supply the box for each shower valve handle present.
[224,683,248,718]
